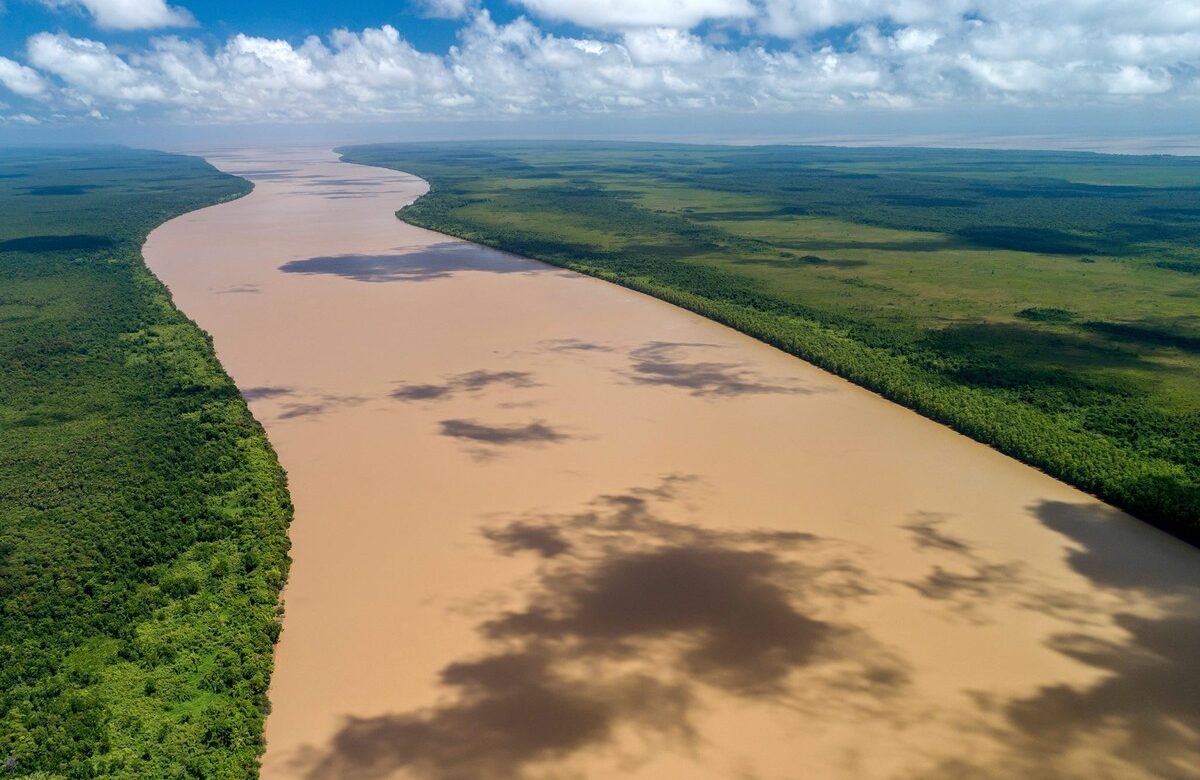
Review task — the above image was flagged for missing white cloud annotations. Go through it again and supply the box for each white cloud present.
[28,32,166,102]
[0,56,48,97]
[514,0,754,30]
[755,0,948,38]
[413,0,479,19]
[5,2,1200,124]
[512,0,1200,48]
[1106,65,1172,95]
[623,28,708,65]
[893,27,940,54]
[41,0,194,30]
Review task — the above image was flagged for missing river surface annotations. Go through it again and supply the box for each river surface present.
[144,148,1200,780]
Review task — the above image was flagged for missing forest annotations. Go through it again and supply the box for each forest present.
[0,148,291,777]
[339,141,1200,541]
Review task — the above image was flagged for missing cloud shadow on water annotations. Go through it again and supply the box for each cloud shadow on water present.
[1034,500,1200,596]
[997,501,1200,777]
[623,342,815,397]
[540,338,614,353]
[899,512,1101,626]
[392,383,453,401]
[279,242,541,282]
[303,178,384,187]
[239,385,294,401]
[393,370,539,403]
[900,513,973,554]
[276,393,367,420]
[295,478,906,780]
[482,522,572,558]
[1000,611,1200,779]
[911,501,1200,778]
[226,168,301,180]
[438,418,568,446]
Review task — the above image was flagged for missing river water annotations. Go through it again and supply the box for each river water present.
[144,148,1200,780]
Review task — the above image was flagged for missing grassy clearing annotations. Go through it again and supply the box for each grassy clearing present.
[339,141,1200,541]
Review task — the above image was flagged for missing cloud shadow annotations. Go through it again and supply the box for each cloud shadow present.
[22,184,103,196]
[227,168,301,180]
[1033,500,1200,596]
[279,242,542,283]
[913,501,1200,777]
[540,338,614,353]
[393,370,539,402]
[294,478,906,780]
[0,234,116,253]
[438,418,569,446]
[623,342,814,397]
[240,385,295,401]
[277,393,367,420]
[216,283,260,294]
[899,512,1097,625]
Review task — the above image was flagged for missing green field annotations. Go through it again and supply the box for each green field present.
[339,141,1200,541]
[0,148,291,778]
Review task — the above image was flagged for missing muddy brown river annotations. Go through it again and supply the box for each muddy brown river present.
[144,148,1200,780]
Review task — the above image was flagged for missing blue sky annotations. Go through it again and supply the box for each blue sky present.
[1,0,1199,142]
[0,0,488,54]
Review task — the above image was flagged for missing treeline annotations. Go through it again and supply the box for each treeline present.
[0,148,291,777]
[339,142,1200,542]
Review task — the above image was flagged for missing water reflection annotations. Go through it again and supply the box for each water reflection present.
[296,478,908,779]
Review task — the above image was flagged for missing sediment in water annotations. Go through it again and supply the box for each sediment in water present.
[143,148,1200,780]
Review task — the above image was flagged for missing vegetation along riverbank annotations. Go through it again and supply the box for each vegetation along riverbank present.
[0,148,291,778]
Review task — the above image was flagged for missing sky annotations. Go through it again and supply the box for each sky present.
[1,0,1199,144]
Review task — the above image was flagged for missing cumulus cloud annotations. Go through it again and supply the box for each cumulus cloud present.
[622,28,708,65]
[1,2,1199,123]
[41,0,195,30]
[512,0,1200,41]
[514,0,755,30]
[28,32,166,103]
[0,56,48,97]
[754,0,964,38]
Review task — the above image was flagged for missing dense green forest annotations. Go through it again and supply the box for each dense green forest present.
[339,141,1200,541]
[0,148,291,777]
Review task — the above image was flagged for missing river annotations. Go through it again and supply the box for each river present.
[143,147,1200,780]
